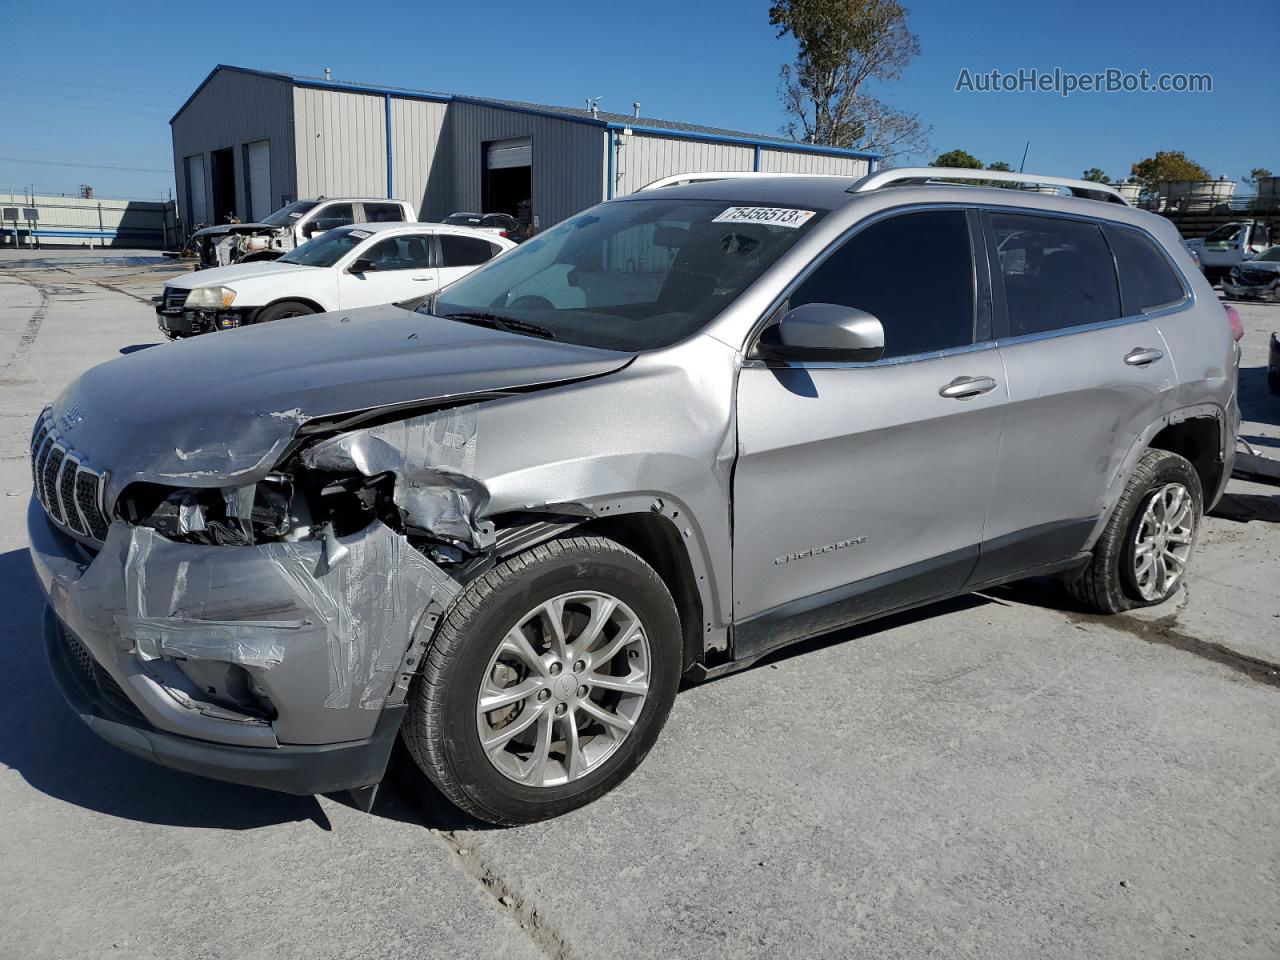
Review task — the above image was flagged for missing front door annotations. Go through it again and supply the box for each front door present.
[732,208,1006,661]
[336,232,438,309]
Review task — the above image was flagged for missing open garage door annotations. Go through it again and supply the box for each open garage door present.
[483,136,532,227]
[246,140,271,222]
[185,155,207,227]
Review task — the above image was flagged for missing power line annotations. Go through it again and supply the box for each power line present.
[0,155,173,174]
[0,84,179,109]
[0,95,167,118]
[0,74,178,99]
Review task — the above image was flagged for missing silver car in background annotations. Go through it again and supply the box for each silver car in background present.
[29,168,1239,824]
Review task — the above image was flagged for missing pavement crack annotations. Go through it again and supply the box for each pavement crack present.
[434,829,576,960]
[1069,607,1280,690]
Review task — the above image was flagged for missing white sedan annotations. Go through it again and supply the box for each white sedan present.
[155,222,515,337]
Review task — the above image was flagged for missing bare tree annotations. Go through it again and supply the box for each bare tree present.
[771,0,930,161]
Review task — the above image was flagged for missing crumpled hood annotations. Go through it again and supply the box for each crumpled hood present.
[50,304,634,501]
[191,222,280,238]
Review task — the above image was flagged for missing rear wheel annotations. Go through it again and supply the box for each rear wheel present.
[402,537,682,825]
[1063,448,1202,613]
[254,300,315,324]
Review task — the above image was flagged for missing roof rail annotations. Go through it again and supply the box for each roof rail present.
[849,167,1129,205]
[638,171,834,191]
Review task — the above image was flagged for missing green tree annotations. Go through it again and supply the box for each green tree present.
[771,0,930,160]
[1082,167,1109,183]
[1130,151,1211,189]
[932,149,983,169]
[1246,167,1273,185]
[986,161,1013,172]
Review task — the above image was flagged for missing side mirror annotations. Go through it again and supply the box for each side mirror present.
[757,303,885,363]
[348,258,376,274]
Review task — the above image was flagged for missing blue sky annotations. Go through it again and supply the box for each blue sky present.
[2,0,1272,200]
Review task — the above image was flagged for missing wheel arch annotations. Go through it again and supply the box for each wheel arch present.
[251,296,326,322]
[1093,403,1231,548]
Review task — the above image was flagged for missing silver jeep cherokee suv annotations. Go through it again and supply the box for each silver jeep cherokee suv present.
[29,168,1239,824]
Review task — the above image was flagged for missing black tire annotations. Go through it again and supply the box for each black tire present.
[403,536,682,825]
[254,300,315,324]
[1268,370,1280,397]
[1063,448,1203,614]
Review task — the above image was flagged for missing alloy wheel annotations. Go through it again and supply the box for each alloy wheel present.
[475,591,650,787]
[1131,482,1196,601]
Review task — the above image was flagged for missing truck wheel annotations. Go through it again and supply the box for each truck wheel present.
[1063,449,1202,614]
[402,537,681,825]
[254,301,314,324]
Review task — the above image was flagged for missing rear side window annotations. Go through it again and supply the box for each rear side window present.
[1103,225,1186,313]
[990,212,1121,336]
[440,234,499,267]
[789,209,975,359]
[363,202,407,223]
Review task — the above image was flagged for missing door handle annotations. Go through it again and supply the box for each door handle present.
[1124,347,1164,367]
[410,275,433,281]
[938,375,998,400]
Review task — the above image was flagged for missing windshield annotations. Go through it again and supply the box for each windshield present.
[427,199,824,350]
[1255,246,1280,263]
[262,199,319,227]
[278,228,365,267]
[1205,223,1243,243]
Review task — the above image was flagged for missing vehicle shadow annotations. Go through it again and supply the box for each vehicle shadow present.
[118,343,160,355]
[1239,366,1277,427]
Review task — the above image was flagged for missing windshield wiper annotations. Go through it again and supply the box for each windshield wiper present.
[441,311,557,340]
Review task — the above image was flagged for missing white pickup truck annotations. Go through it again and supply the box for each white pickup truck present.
[1185,220,1274,281]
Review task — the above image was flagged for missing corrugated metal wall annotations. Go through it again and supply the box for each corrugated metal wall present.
[614,134,754,195]
[0,193,177,248]
[758,149,870,177]
[169,70,295,227]
[444,102,605,229]
[389,98,449,219]
[293,87,388,200]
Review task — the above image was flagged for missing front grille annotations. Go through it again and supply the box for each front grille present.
[1241,270,1278,286]
[161,287,188,312]
[57,623,145,723]
[30,409,111,544]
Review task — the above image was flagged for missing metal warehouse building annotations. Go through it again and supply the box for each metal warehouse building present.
[170,64,879,231]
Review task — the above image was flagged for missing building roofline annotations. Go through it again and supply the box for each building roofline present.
[171,64,881,161]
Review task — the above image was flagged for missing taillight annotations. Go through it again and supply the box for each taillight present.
[1226,304,1244,342]
[499,230,509,238]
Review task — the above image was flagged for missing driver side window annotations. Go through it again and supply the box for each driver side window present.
[309,203,355,233]
[789,210,977,359]
[363,235,434,270]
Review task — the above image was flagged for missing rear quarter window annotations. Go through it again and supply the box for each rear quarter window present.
[440,234,499,267]
[1103,225,1186,313]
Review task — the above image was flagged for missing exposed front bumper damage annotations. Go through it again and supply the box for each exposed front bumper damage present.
[1223,279,1280,302]
[30,497,457,794]
[155,305,253,337]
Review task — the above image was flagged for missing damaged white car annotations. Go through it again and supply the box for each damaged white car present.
[155,223,514,337]
[31,169,1238,824]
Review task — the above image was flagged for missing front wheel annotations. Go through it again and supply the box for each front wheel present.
[1063,448,1202,613]
[402,537,682,825]
[253,300,315,324]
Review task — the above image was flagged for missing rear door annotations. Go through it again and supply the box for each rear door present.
[971,209,1176,585]
[731,208,1007,660]
[436,233,505,288]
[336,231,438,309]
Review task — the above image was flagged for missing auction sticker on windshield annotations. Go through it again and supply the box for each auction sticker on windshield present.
[349,230,372,239]
[713,207,816,228]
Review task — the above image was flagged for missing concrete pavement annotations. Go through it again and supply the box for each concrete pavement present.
[0,249,1277,959]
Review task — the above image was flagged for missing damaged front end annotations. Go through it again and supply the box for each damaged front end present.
[193,223,293,269]
[29,403,517,798]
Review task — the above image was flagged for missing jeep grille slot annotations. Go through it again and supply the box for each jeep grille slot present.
[30,411,110,543]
